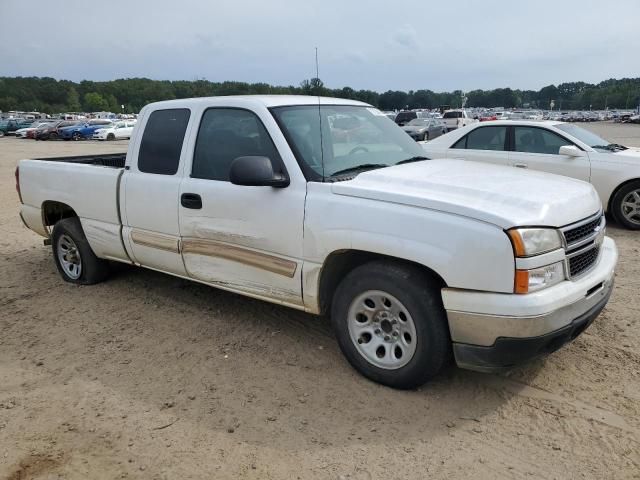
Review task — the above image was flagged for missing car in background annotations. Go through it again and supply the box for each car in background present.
[401,118,446,141]
[34,120,80,140]
[479,113,498,122]
[421,120,640,229]
[14,121,53,138]
[394,110,432,126]
[442,110,478,132]
[59,119,113,140]
[0,118,33,137]
[92,120,137,140]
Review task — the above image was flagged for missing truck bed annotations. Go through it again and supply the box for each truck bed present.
[31,153,127,169]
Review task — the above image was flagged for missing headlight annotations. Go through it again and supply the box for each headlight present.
[515,261,565,294]
[507,228,562,257]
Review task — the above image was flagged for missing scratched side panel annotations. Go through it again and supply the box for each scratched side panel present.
[80,218,130,262]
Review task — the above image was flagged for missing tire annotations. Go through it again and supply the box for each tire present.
[107,133,115,141]
[0,131,5,137]
[72,132,81,141]
[422,132,429,141]
[331,260,450,389]
[611,180,640,230]
[49,132,58,140]
[52,217,110,284]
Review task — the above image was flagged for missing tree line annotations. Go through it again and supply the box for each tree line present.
[1,76,639,114]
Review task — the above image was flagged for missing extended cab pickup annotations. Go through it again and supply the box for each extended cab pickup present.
[16,96,617,389]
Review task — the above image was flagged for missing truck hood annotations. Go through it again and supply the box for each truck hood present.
[331,159,601,229]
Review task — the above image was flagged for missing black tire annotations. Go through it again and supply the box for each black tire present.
[72,132,81,141]
[51,217,110,284]
[331,260,450,389]
[422,132,429,141]
[611,180,640,230]
[49,132,58,140]
[107,133,115,141]
[0,131,5,137]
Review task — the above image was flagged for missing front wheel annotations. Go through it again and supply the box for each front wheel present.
[49,132,58,140]
[422,132,429,141]
[611,181,640,230]
[331,261,450,389]
[72,132,81,141]
[52,217,110,284]
[107,133,115,141]
[0,131,5,137]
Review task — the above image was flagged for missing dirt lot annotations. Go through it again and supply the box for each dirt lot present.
[1,124,639,479]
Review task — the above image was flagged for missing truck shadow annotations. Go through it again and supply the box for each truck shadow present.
[88,263,552,449]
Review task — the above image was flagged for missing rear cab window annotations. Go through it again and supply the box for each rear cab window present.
[138,108,191,175]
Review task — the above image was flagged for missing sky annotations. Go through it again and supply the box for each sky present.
[1,0,639,92]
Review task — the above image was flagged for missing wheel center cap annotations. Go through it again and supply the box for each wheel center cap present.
[380,319,393,334]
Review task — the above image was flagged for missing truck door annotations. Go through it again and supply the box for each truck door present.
[121,108,192,276]
[178,106,305,308]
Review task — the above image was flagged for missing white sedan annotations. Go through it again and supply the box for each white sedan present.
[421,120,640,229]
[93,120,136,141]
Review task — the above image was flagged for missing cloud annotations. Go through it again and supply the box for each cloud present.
[0,0,639,92]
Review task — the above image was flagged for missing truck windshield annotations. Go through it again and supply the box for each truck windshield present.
[271,105,426,181]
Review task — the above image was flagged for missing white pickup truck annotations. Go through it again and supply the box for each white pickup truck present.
[16,96,617,389]
[442,109,478,132]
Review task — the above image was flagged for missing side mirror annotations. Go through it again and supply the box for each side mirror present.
[559,145,585,157]
[229,156,289,188]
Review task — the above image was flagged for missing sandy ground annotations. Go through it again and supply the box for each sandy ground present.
[1,124,639,479]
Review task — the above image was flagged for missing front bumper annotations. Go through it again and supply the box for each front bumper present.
[443,236,617,372]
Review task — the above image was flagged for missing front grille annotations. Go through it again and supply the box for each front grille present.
[568,246,600,278]
[563,214,603,246]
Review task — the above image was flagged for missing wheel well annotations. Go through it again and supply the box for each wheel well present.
[42,201,78,233]
[317,250,447,316]
[607,178,640,212]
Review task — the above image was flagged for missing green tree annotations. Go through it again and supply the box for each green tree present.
[66,87,81,111]
[83,92,109,112]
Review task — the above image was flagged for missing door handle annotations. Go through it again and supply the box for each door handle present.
[513,163,528,169]
[181,193,202,209]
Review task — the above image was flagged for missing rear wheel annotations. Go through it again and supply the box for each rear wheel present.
[331,260,450,389]
[52,217,110,284]
[72,132,81,141]
[49,132,58,140]
[0,131,5,137]
[611,181,640,230]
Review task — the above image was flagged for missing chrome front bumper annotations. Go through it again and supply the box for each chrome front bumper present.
[443,236,617,371]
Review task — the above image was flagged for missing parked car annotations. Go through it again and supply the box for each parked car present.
[0,118,33,137]
[92,120,137,141]
[59,120,113,140]
[421,120,640,229]
[16,96,617,389]
[34,120,79,140]
[442,110,478,131]
[401,118,446,141]
[394,110,433,127]
[14,121,53,138]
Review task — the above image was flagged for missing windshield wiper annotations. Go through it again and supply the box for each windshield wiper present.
[328,164,388,179]
[396,155,430,165]
[592,143,628,151]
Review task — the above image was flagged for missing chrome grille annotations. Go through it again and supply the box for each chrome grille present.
[568,246,600,277]
[564,216,603,246]
[561,211,604,279]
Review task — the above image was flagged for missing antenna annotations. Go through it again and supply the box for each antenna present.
[315,47,325,181]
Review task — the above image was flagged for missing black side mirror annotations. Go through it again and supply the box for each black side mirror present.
[229,156,289,188]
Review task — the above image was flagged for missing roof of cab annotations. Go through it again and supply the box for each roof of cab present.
[143,95,371,111]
